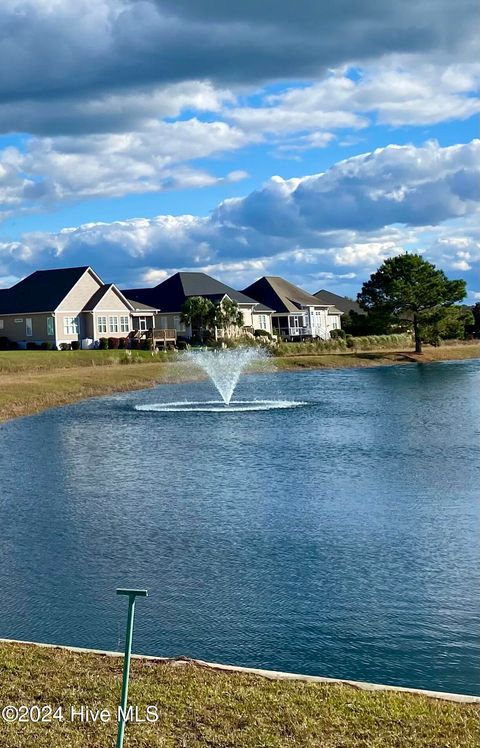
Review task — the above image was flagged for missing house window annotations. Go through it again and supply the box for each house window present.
[120,315,129,333]
[97,316,107,334]
[26,318,33,337]
[139,317,147,331]
[64,317,79,335]
[0,320,3,330]
[47,317,54,336]
[173,315,185,333]
[109,316,118,333]
[258,315,267,330]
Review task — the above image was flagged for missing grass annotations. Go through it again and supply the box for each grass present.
[0,351,195,422]
[0,343,479,422]
[0,643,477,747]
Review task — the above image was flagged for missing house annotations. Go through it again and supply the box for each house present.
[123,272,274,339]
[242,276,342,340]
[0,266,160,348]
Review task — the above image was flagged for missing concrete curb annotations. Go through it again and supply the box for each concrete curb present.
[0,637,478,704]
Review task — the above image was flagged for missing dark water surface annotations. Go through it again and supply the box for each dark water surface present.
[0,360,479,695]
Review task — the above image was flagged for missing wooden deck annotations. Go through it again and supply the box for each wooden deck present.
[128,328,177,348]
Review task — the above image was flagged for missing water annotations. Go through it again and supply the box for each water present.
[186,347,266,405]
[0,360,478,695]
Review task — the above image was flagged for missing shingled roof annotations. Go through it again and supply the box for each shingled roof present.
[314,289,364,315]
[0,266,91,314]
[242,276,329,314]
[123,272,261,312]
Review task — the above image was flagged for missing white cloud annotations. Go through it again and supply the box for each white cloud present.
[0,140,478,296]
[0,119,254,212]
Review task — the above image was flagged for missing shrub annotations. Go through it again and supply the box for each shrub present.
[254,329,272,339]
[140,339,151,351]
[330,328,346,340]
[98,337,108,350]
[59,343,71,351]
[40,341,53,350]
[70,340,80,350]
[26,341,39,350]
[108,337,119,349]
[118,337,126,349]
[176,340,189,350]
[0,336,10,350]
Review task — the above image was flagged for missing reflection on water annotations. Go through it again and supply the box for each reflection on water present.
[0,360,479,695]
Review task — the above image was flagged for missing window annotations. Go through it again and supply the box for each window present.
[120,315,129,333]
[47,317,54,336]
[97,316,107,334]
[258,315,267,330]
[139,317,147,331]
[0,320,3,330]
[63,317,79,335]
[26,318,33,337]
[173,315,185,333]
[109,316,118,333]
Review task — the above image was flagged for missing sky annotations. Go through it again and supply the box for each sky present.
[0,0,478,300]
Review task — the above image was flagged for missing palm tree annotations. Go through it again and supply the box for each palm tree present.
[180,296,215,342]
[214,297,244,338]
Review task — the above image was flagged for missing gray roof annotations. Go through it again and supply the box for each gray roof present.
[243,276,329,314]
[328,306,343,316]
[314,289,364,315]
[123,272,262,312]
[0,266,90,314]
[125,298,158,312]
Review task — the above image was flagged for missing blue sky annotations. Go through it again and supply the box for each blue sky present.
[0,1,478,299]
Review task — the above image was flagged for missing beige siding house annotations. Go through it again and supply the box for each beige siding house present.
[0,266,158,348]
[243,276,343,340]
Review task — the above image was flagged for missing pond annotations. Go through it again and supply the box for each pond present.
[0,359,479,695]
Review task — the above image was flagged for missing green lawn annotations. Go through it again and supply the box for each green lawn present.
[0,643,478,747]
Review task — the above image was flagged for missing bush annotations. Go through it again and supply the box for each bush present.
[98,337,108,350]
[140,339,151,351]
[254,329,272,339]
[176,340,189,350]
[118,337,126,349]
[40,341,53,350]
[330,328,346,340]
[70,340,80,350]
[26,341,39,350]
[0,336,10,350]
[59,343,71,351]
[107,337,119,349]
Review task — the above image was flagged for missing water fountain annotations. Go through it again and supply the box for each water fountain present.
[135,346,306,413]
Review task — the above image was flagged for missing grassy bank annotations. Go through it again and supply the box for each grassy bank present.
[0,343,479,422]
[0,642,477,747]
[0,351,193,422]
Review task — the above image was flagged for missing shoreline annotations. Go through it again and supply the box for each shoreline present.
[0,640,477,747]
[0,637,478,703]
[0,343,479,423]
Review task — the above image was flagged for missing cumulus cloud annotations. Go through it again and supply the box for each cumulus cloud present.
[215,140,480,232]
[0,140,478,297]
[0,119,254,212]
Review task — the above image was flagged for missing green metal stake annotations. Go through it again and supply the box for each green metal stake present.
[115,588,148,748]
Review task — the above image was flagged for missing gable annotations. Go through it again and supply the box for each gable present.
[56,269,103,311]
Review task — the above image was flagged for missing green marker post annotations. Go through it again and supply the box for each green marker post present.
[116,588,148,748]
